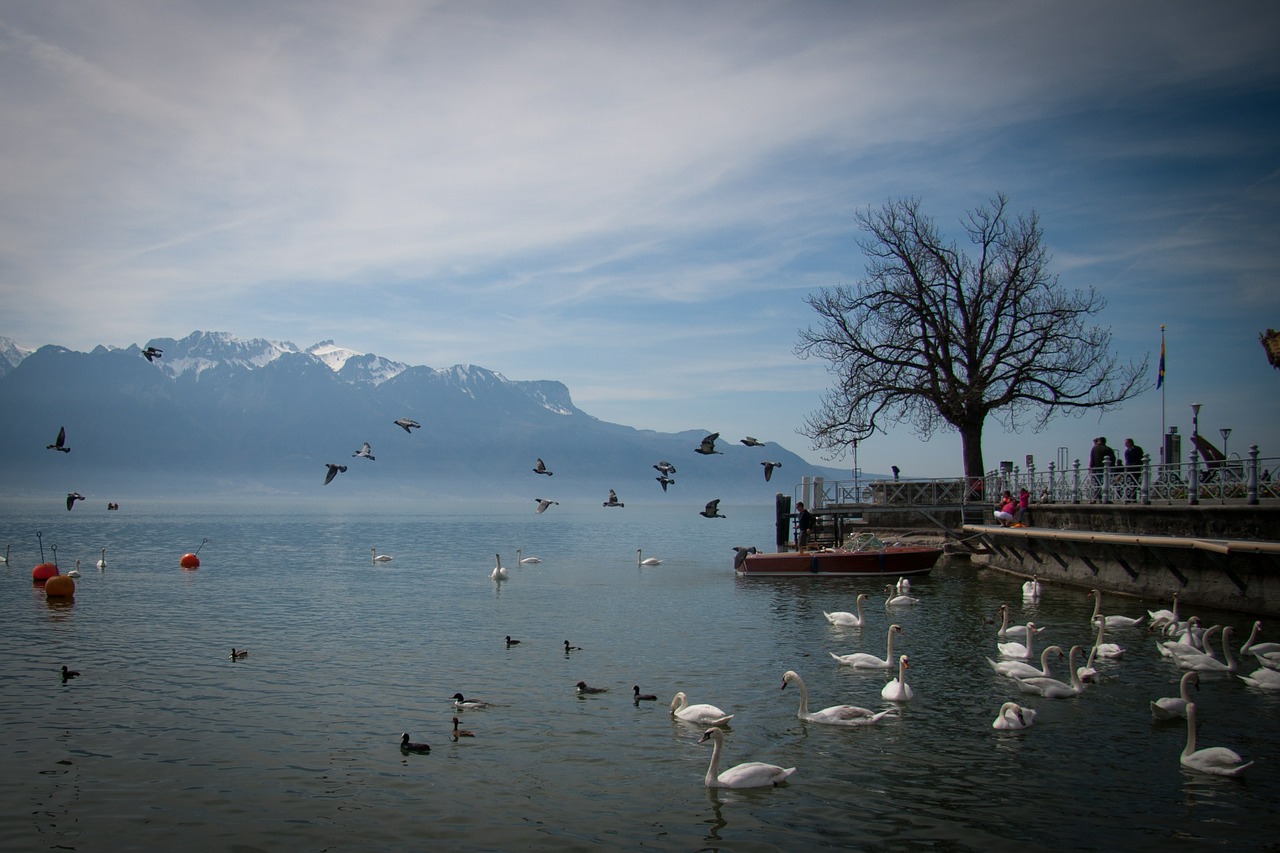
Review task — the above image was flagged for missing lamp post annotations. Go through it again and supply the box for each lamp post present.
[1220,428,1231,458]
[1191,403,1201,437]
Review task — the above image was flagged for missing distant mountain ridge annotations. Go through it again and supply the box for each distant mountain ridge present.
[0,331,853,501]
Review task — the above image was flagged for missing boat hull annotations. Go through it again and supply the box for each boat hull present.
[737,546,941,577]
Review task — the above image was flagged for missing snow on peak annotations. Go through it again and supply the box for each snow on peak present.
[306,340,363,372]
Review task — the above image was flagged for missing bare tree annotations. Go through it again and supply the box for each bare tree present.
[796,194,1148,477]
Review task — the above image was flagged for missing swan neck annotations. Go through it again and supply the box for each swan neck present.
[704,733,723,786]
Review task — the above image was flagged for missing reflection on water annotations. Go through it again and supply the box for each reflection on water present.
[0,497,1277,851]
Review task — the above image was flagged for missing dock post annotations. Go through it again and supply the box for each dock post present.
[775,493,792,551]
[1141,454,1151,505]
[1072,459,1081,504]
[1189,446,1200,505]
[1248,445,1260,505]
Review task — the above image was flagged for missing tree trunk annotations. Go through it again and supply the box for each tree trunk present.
[959,421,985,480]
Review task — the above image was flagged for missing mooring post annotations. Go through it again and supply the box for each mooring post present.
[1141,454,1151,506]
[1248,445,1259,506]
[1072,459,1081,504]
[1188,446,1200,505]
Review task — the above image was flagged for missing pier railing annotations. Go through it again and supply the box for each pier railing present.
[800,445,1279,510]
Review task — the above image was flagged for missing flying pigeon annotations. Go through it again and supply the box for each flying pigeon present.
[656,475,675,492]
[700,499,725,519]
[394,418,421,433]
[352,442,375,460]
[323,463,347,485]
[762,461,782,482]
[695,433,722,455]
[534,497,559,514]
[732,545,758,570]
[653,461,677,475]
[46,426,70,453]
[142,346,163,362]
[603,489,624,508]
[66,492,86,511]
[740,437,765,447]
[533,458,553,476]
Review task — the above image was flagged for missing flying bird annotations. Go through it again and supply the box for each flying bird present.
[732,545,757,570]
[695,433,722,455]
[700,499,725,519]
[323,464,347,485]
[656,475,675,492]
[603,489,624,508]
[47,426,70,453]
[394,418,421,433]
[534,498,559,513]
[352,442,375,460]
[740,436,765,447]
[66,492,86,511]
[762,461,782,481]
[142,346,163,362]
[533,458,553,476]
[653,461,677,475]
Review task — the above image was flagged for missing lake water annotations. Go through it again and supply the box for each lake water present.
[1,496,1278,852]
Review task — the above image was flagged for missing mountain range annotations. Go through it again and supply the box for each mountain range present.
[0,331,854,502]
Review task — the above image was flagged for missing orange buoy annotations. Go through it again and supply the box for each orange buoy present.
[45,574,75,597]
[180,553,200,569]
[33,562,59,583]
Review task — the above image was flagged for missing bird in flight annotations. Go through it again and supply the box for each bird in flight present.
[142,346,163,362]
[323,464,347,485]
[700,499,725,519]
[66,492,86,511]
[656,475,675,492]
[695,433,722,455]
[762,461,782,482]
[653,461,677,475]
[740,436,765,447]
[533,458,553,476]
[47,426,70,453]
[603,489,624,508]
[394,418,421,433]
[352,442,375,460]
[534,498,559,514]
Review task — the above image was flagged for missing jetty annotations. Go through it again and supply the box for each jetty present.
[773,444,1280,616]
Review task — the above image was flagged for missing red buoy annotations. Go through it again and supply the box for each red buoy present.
[32,562,59,583]
[180,553,200,569]
[45,574,75,597]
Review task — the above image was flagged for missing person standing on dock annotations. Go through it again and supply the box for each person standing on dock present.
[796,502,816,550]
[1089,437,1117,501]
[1123,438,1145,501]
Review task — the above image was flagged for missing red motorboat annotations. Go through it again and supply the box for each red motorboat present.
[735,533,941,577]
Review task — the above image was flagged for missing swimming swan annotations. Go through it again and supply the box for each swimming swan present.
[830,624,903,669]
[1175,625,1239,673]
[698,727,795,789]
[992,701,1037,730]
[883,584,920,606]
[1151,671,1199,719]
[996,623,1037,660]
[824,593,870,627]
[96,547,107,569]
[491,554,508,580]
[881,654,914,701]
[988,645,1063,679]
[1238,666,1280,690]
[637,548,662,566]
[1022,575,1042,599]
[1088,588,1145,629]
[371,547,392,562]
[517,549,542,564]
[1181,702,1252,776]
[670,691,734,726]
[996,604,1046,640]
[1015,645,1086,698]
[781,670,891,726]
[1091,617,1125,658]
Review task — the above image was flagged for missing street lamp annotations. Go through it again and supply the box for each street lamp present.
[1191,403,1202,436]
[1220,428,1231,458]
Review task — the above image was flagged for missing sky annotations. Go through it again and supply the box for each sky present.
[2,0,1278,478]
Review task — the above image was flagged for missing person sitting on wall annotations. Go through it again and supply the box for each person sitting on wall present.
[796,502,816,550]
[993,491,1016,527]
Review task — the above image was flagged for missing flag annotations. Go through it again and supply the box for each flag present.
[1156,333,1165,389]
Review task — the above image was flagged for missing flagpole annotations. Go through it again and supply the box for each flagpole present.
[1159,324,1166,463]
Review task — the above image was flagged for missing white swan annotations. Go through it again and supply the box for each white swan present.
[830,624,903,669]
[1015,645,1086,698]
[881,654,913,701]
[1159,622,1218,659]
[491,554,508,580]
[996,604,1046,639]
[516,549,542,564]
[1176,626,1238,672]
[883,584,919,606]
[992,701,1036,730]
[1091,617,1125,659]
[637,548,662,566]
[1239,620,1280,657]
[895,576,911,594]
[0,544,8,563]
[698,727,795,788]
[1076,643,1100,683]
[1022,575,1042,599]
[1147,593,1178,627]
[670,691,733,726]
[824,593,870,627]
[996,623,1037,660]
[988,644,1063,679]
[1181,701,1253,776]
[1239,666,1280,690]
[1151,671,1200,719]
[371,547,392,562]
[67,558,81,578]
[1088,588,1145,629]
[781,670,891,726]
[96,547,107,569]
